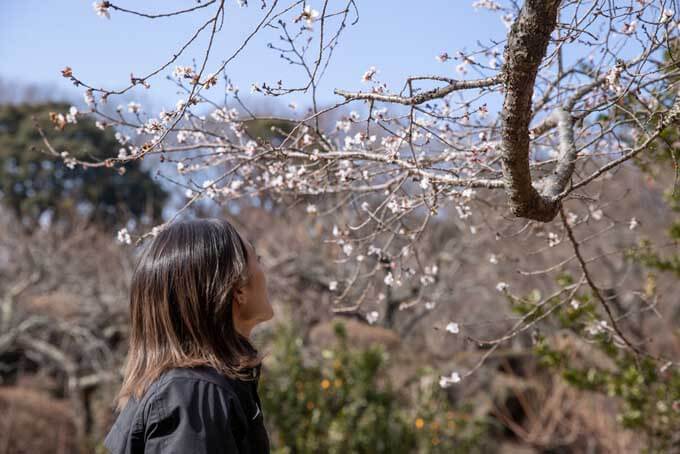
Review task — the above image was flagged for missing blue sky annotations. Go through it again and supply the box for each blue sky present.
[1,1,507,112]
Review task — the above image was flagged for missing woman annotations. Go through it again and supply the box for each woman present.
[104,218,274,454]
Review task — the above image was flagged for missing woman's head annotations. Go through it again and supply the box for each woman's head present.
[115,218,273,410]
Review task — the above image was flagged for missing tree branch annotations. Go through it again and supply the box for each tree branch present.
[499,0,562,222]
[334,75,502,105]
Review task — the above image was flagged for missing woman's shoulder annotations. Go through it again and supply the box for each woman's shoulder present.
[105,366,258,454]
[147,366,251,422]
[156,365,241,395]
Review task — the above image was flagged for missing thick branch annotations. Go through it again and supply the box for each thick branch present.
[500,0,562,222]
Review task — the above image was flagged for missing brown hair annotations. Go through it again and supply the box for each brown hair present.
[114,218,261,411]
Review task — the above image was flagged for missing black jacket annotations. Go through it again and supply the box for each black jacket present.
[104,365,270,454]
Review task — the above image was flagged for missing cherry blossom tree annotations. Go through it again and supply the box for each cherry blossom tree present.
[41,0,680,383]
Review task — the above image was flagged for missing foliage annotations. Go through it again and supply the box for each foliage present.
[259,322,489,454]
[514,274,680,453]
[0,103,168,231]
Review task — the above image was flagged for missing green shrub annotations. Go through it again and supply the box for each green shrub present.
[260,322,489,454]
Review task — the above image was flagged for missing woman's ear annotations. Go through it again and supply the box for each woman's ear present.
[233,284,245,306]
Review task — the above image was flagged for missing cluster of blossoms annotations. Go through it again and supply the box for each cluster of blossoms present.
[116,227,131,245]
[210,107,239,123]
[585,320,609,336]
[365,311,380,325]
[439,371,462,388]
[471,0,501,11]
[420,264,439,286]
[361,66,377,83]
[49,107,79,130]
[605,64,625,94]
[547,232,561,248]
[92,1,110,19]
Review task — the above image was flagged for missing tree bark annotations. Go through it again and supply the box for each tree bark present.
[500,0,563,222]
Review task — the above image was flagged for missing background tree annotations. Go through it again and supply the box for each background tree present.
[0,102,168,232]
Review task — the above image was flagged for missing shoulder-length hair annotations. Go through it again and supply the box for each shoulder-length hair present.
[114,218,262,411]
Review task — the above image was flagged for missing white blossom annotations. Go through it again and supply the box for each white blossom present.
[301,5,320,26]
[424,264,438,276]
[127,102,141,114]
[435,52,451,63]
[585,320,608,336]
[590,205,604,221]
[367,244,381,256]
[384,272,395,286]
[116,228,131,245]
[455,204,471,219]
[661,9,675,24]
[211,108,231,122]
[65,106,78,124]
[230,179,243,191]
[366,311,379,325]
[629,217,639,230]
[172,66,193,79]
[445,322,460,334]
[143,118,162,134]
[605,65,624,94]
[84,90,95,106]
[566,211,578,226]
[176,130,189,144]
[329,280,338,291]
[342,243,353,256]
[361,66,377,83]
[306,204,317,214]
[621,21,637,35]
[472,0,500,10]
[496,282,509,292]
[439,371,461,388]
[420,275,435,286]
[92,1,110,19]
[112,132,125,145]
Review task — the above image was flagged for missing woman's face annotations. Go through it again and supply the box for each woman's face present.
[232,240,274,337]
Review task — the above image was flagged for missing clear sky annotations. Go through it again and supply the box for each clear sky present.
[1,1,508,112]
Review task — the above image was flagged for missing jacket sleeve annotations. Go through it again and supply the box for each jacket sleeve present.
[143,378,242,454]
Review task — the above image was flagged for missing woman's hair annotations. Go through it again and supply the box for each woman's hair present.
[114,218,262,411]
